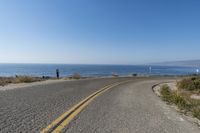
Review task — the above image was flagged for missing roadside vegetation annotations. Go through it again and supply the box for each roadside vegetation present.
[177,76,200,91]
[0,73,87,86]
[160,76,200,120]
[68,73,82,79]
[0,76,45,86]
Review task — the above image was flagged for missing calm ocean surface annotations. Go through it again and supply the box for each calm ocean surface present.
[0,64,199,77]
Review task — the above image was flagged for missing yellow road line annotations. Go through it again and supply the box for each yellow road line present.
[41,84,113,133]
[41,80,131,133]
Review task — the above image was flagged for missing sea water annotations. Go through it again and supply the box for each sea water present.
[0,64,199,77]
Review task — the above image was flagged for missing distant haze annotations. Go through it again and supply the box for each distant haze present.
[152,60,200,67]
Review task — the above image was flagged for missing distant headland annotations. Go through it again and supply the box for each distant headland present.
[151,60,200,67]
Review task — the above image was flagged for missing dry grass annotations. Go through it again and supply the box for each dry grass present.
[0,77,14,86]
[69,73,81,79]
[177,76,200,91]
[161,83,200,120]
[15,76,43,83]
[161,85,189,109]
[0,76,45,86]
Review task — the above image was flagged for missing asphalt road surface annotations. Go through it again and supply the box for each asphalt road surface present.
[0,77,199,133]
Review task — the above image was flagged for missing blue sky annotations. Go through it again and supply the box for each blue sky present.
[0,0,200,65]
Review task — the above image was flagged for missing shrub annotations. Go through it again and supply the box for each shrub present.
[15,76,42,83]
[160,85,173,102]
[0,77,15,86]
[160,83,200,120]
[194,79,200,89]
[172,93,188,109]
[161,85,189,109]
[178,77,200,91]
[0,80,7,86]
[0,76,44,86]
[72,73,81,79]
[192,108,200,120]
[132,74,138,77]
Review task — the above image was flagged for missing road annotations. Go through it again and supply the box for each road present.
[0,77,199,133]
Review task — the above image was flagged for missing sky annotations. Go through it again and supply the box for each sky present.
[0,0,200,65]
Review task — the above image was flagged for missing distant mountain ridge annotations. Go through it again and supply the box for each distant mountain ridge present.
[152,60,200,67]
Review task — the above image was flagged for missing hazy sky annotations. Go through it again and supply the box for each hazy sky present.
[0,0,200,65]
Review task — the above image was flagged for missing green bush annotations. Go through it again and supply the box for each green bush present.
[178,77,200,91]
[160,85,173,102]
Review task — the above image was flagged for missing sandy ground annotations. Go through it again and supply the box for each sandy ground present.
[153,82,178,96]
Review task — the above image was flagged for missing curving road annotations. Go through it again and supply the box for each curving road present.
[0,77,199,133]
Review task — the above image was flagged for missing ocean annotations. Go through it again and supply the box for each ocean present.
[0,64,199,77]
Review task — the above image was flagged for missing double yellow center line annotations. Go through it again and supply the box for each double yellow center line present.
[41,80,131,133]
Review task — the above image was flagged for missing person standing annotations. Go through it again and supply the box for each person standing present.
[56,69,60,78]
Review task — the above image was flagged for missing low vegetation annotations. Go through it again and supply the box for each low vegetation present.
[0,76,45,86]
[160,85,189,110]
[160,77,200,120]
[70,73,81,79]
[177,76,200,91]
